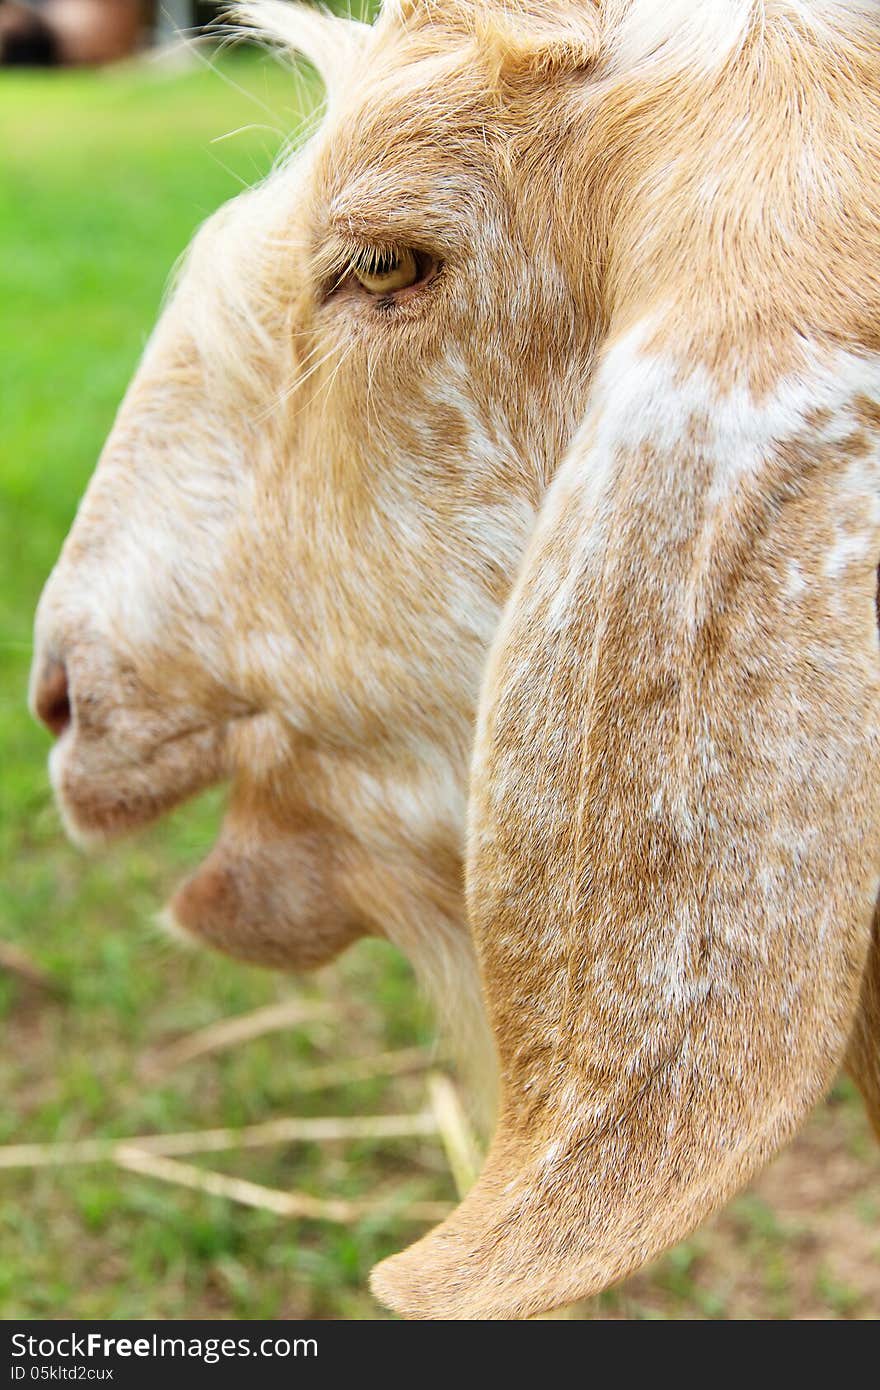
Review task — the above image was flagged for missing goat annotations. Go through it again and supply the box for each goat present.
[30,0,880,1319]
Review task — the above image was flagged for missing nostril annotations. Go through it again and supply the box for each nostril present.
[35,660,72,739]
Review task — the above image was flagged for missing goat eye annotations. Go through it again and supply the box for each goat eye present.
[352,247,420,295]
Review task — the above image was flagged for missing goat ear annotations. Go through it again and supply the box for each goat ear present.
[372,327,880,1318]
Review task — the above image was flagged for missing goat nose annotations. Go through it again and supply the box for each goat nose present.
[33,659,72,738]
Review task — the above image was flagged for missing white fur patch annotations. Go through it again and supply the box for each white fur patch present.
[590,317,880,485]
[800,0,880,28]
[533,315,880,649]
[602,0,879,76]
[234,1,371,102]
[602,0,756,74]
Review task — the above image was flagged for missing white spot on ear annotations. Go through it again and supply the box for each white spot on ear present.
[593,320,880,484]
[785,561,808,597]
[824,531,874,579]
[541,1140,563,1168]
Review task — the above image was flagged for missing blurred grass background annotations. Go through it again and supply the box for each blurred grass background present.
[0,46,878,1320]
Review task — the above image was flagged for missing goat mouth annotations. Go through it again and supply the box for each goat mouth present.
[49,718,233,848]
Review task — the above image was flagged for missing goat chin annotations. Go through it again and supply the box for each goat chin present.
[162,797,499,1127]
[167,816,368,971]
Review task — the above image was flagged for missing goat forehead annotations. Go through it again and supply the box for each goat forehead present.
[190,54,496,296]
[317,52,499,204]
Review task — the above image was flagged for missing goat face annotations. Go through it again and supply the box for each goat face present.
[30,3,589,976]
[30,0,880,1320]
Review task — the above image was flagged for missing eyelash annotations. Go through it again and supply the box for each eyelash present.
[350,246,401,278]
[322,244,441,301]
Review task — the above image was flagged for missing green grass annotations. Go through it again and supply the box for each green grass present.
[0,52,878,1322]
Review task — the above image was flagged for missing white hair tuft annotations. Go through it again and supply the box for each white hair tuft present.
[232,1,372,97]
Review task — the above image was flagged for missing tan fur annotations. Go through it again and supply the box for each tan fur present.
[30,0,880,1318]
[847,907,880,1139]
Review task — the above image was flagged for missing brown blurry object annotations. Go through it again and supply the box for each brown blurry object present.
[50,0,145,64]
[0,2,58,64]
[0,0,149,67]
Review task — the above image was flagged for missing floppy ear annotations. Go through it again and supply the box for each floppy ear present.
[372,327,880,1319]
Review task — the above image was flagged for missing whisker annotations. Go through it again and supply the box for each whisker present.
[187,27,288,125]
[314,340,358,420]
[206,152,255,193]
[252,338,348,424]
[210,122,286,146]
[290,342,354,421]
